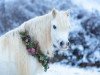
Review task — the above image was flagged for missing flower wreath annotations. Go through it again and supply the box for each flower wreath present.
[20,31,49,71]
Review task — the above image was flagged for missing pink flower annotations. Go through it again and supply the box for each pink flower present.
[27,48,36,55]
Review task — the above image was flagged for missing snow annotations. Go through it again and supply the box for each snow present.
[71,0,100,12]
[0,0,100,75]
[37,64,100,75]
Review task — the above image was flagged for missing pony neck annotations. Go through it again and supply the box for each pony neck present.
[22,13,53,57]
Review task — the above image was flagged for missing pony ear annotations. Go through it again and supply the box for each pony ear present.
[65,9,70,16]
[52,8,57,18]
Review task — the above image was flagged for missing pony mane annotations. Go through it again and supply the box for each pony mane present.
[0,11,54,57]
[24,12,53,54]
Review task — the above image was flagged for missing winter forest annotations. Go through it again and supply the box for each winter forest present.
[0,0,100,75]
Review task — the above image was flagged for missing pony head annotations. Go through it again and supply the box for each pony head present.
[27,9,71,57]
[51,9,71,51]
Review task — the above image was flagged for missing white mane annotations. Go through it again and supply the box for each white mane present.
[0,12,54,75]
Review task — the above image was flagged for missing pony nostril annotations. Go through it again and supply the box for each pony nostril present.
[60,41,64,46]
[66,42,70,46]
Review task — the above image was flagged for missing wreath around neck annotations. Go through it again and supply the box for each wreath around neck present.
[20,31,49,72]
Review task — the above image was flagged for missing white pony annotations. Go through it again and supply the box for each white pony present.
[0,9,71,75]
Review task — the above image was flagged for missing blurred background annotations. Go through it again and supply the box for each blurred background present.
[0,0,100,68]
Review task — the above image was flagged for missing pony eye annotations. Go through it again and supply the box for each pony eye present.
[53,25,57,29]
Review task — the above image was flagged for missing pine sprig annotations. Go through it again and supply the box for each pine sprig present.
[20,32,49,71]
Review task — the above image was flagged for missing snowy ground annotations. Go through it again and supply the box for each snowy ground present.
[38,64,100,75]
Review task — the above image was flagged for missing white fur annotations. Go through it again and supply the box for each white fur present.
[0,9,71,75]
[51,11,71,50]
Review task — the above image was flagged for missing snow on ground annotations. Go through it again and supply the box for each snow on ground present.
[38,63,100,75]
